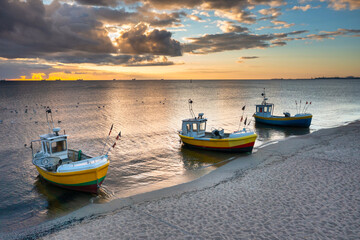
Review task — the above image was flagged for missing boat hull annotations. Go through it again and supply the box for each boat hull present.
[35,162,109,193]
[253,114,312,127]
[179,133,257,153]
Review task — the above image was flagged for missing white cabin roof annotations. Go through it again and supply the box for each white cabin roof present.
[182,117,207,123]
[40,133,68,141]
[256,102,274,107]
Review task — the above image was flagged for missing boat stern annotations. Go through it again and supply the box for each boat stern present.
[35,156,110,193]
[179,132,257,153]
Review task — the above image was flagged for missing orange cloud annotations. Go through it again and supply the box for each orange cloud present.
[31,73,46,80]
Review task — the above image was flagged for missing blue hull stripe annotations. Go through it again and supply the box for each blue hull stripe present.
[254,116,312,127]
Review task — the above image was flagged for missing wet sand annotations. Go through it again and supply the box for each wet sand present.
[4,121,360,239]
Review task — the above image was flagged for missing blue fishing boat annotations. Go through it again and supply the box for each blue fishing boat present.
[253,89,312,128]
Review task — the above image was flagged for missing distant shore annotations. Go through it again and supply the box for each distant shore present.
[1,77,359,82]
[3,121,360,239]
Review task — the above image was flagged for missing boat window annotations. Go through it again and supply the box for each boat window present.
[186,124,191,131]
[264,106,268,112]
[192,123,198,131]
[200,122,206,131]
[260,107,263,112]
[42,142,46,153]
[51,140,67,153]
[46,142,51,153]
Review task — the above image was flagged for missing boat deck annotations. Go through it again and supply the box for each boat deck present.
[33,149,93,172]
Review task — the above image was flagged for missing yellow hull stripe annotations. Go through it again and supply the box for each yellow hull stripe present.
[35,162,109,185]
[179,134,257,148]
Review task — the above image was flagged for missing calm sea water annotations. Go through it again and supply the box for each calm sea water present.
[1,79,359,232]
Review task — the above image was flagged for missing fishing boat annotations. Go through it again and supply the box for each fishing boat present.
[30,108,118,193]
[178,100,257,153]
[253,89,312,127]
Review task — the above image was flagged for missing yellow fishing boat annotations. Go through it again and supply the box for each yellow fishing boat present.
[179,100,257,153]
[30,108,117,193]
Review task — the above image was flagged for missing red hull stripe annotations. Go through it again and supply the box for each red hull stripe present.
[49,179,104,193]
[40,176,105,193]
[200,141,255,150]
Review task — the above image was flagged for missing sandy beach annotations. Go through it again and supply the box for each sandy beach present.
[4,121,360,239]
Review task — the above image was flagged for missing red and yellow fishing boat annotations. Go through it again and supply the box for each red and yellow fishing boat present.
[179,100,257,153]
[30,108,115,193]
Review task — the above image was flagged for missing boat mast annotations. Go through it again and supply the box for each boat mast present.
[45,107,55,133]
[261,88,268,105]
[188,99,195,118]
[261,88,274,115]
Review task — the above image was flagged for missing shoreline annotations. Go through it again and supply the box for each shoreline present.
[3,120,360,239]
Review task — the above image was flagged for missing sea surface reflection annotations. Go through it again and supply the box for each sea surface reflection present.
[1,79,359,232]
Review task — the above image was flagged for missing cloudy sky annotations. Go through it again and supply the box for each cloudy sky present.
[0,0,359,80]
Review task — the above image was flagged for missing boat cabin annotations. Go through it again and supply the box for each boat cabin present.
[181,113,207,138]
[255,103,274,117]
[255,91,274,117]
[34,127,68,160]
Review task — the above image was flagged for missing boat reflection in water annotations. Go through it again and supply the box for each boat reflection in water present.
[180,144,247,170]
[33,176,94,218]
[254,121,310,146]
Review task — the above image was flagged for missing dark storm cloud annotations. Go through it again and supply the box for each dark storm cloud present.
[183,29,310,54]
[75,0,119,7]
[217,21,249,33]
[0,0,48,32]
[184,32,274,54]
[136,0,284,9]
[116,23,182,56]
[43,53,133,64]
[42,52,179,67]
[93,5,186,27]
[0,0,115,59]
[271,41,286,46]
[274,30,309,38]
[125,61,175,66]
[241,56,259,59]
[0,0,184,65]
[121,0,285,23]
[306,28,360,40]
[0,59,53,79]
[237,55,259,63]
[124,55,180,66]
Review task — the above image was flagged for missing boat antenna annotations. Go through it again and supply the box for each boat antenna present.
[101,124,114,155]
[45,107,55,133]
[188,99,195,118]
[261,88,268,105]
